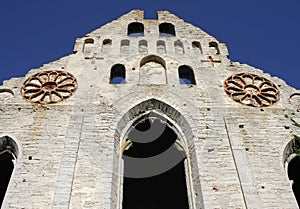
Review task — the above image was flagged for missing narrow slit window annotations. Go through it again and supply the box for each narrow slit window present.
[110,64,126,84]
[128,22,144,37]
[178,65,196,85]
[159,23,176,37]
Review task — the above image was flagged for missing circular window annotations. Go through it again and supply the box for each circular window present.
[224,73,279,107]
[21,70,78,104]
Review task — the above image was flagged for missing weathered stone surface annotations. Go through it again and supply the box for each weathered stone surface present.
[0,10,299,209]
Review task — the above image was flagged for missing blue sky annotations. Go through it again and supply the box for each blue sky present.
[0,0,299,88]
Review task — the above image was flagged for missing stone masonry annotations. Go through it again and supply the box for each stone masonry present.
[0,10,299,209]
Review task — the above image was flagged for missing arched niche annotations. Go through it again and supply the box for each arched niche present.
[0,136,18,207]
[289,93,300,109]
[174,40,184,55]
[120,40,130,54]
[83,38,95,53]
[139,55,167,84]
[192,41,202,55]
[138,40,148,54]
[157,40,166,54]
[102,39,112,53]
[112,99,203,209]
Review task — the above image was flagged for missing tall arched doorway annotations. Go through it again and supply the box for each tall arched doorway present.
[121,112,189,209]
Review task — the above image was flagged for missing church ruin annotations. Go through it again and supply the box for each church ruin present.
[0,10,299,208]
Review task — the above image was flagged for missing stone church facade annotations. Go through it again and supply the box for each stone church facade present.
[0,10,299,209]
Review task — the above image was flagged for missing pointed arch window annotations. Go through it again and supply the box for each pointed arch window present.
[159,23,176,37]
[288,156,300,206]
[0,136,18,207]
[128,22,144,37]
[122,114,189,209]
[110,64,125,84]
[178,65,196,85]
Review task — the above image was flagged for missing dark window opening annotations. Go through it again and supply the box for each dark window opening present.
[209,41,220,54]
[159,23,176,37]
[110,64,125,84]
[128,22,144,37]
[0,136,18,208]
[192,41,202,54]
[122,117,189,209]
[178,65,196,85]
[84,38,94,45]
[103,39,112,46]
[288,156,300,206]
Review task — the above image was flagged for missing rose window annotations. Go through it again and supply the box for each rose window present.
[224,73,279,107]
[21,70,78,104]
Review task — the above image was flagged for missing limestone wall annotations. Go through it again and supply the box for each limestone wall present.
[0,10,299,209]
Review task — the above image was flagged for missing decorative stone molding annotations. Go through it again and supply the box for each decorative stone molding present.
[21,70,78,104]
[224,73,279,107]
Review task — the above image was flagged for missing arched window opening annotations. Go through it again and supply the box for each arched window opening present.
[0,136,18,207]
[128,22,144,37]
[120,40,130,54]
[140,55,167,84]
[138,40,148,54]
[110,64,126,84]
[122,115,189,209]
[159,23,176,37]
[178,65,196,85]
[140,55,166,69]
[175,40,184,55]
[102,39,112,53]
[209,41,220,55]
[288,156,300,206]
[103,39,112,46]
[157,40,166,54]
[192,41,202,55]
[83,38,94,53]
